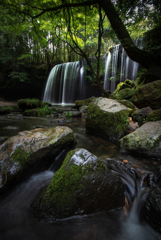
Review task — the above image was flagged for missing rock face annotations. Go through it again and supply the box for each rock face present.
[31,148,125,221]
[86,97,132,141]
[143,187,161,233]
[131,80,161,109]
[119,121,161,159]
[0,126,74,189]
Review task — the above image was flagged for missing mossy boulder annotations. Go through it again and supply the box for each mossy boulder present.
[0,126,75,190]
[75,97,95,107]
[17,98,51,111]
[115,80,135,96]
[119,121,161,159]
[0,106,15,115]
[131,80,161,109]
[132,107,153,122]
[118,100,136,110]
[116,88,136,100]
[138,108,161,126]
[31,148,125,221]
[86,97,132,141]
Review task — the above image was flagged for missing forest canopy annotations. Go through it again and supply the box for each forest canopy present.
[0,0,161,96]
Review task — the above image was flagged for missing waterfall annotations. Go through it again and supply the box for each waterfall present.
[104,39,143,92]
[43,61,82,104]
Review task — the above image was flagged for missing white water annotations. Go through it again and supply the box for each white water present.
[43,61,81,104]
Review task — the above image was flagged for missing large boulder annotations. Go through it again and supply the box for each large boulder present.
[117,88,136,100]
[131,80,161,109]
[86,97,132,141]
[0,126,75,190]
[119,121,161,159]
[31,148,125,221]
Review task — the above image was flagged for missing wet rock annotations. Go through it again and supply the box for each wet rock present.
[131,80,161,109]
[31,148,125,221]
[51,118,66,123]
[0,126,75,190]
[132,107,153,122]
[143,187,161,233]
[120,121,161,159]
[86,97,133,141]
[6,113,24,120]
[79,105,88,114]
[3,126,19,130]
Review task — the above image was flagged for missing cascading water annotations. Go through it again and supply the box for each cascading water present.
[43,61,82,104]
[104,39,143,92]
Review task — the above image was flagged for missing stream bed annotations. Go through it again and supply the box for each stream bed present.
[0,114,161,240]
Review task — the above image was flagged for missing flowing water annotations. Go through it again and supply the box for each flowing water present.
[0,113,161,240]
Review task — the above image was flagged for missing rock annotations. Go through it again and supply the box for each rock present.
[132,107,153,122]
[17,99,51,111]
[86,97,132,141]
[143,187,161,233]
[115,80,136,95]
[0,106,14,115]
[119,121,161,159]
[31,148,125,221]
[117,88,136,100]
[3,126,19,130]
[6,113,24,120]
[0,126,75,189]
[146,108,161,122]
[79,105,88,114]
[51,119,66,123]
[75,97,95,107]
[131,80,161,109]
[118,100,136,110]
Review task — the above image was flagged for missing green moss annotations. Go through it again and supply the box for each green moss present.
[118,100,135,110]
[75,97,95,107]
[146,109,161,122]
[11,147,31,167]
[42,149,106,217]
[0,106,14,114]
[117,88,136,99]
[86,101,130,140]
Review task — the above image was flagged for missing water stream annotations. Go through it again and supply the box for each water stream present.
[0,114,161,240]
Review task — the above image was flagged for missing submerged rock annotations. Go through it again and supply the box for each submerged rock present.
[0,126,75,190]
[86,97,132,141]
[31,148,124,221]
[131,79,161,109]
[119,121,161,159]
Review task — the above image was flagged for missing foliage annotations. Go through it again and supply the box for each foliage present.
[66,111,72,118]
[136,68,148,85]
[36,105,53,116]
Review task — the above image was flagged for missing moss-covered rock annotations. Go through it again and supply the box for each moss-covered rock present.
[0,126,75,190]
[114,80,136,96]
[131,80,161,109]
[117,88,136,100]
[31,148,125,221]
[146,108,161,122]
[75,97,95,107]
[119,121,161,159]
[17,98,51,111]
[86,97,132,141]
[118,100,136,110]
[132,107,153,122]
[0,106,14,115]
